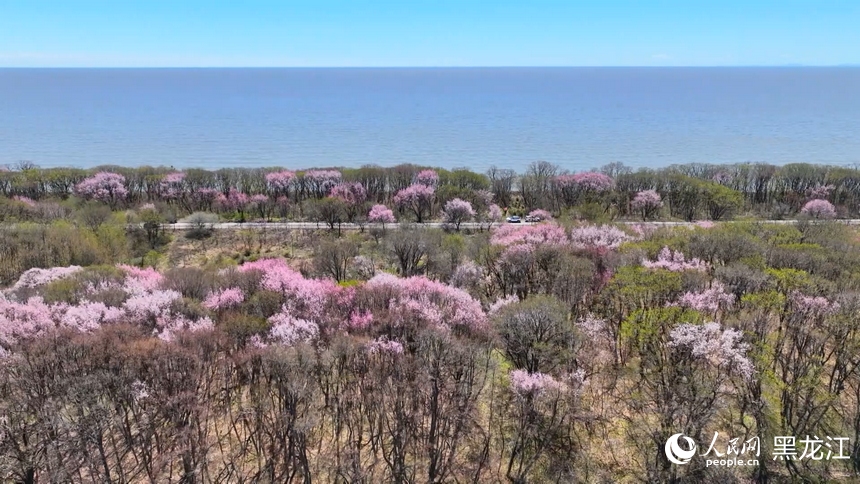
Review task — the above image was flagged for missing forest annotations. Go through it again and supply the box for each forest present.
[2,161,860,482]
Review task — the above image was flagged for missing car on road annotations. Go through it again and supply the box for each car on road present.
[506,215,521,223]
[524,215,537,223]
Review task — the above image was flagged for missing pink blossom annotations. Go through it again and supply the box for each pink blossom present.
[59,301,124,332]
[364,273,488,332]
[131,380,150,401]
[628,223,655,238]
[450,261,483,289]
[217,188,250,212]
[346,310,374,330]
[158,315,215,342]
[555,172,614,192]
[0,297,55,346]
[74,172,128,205]
[442,198,475,229]
[266,170,297,194]
[330,182,367,206]
[10,266,82,291]
[117,264,164,294]
[415,169,439,187]
[368,204,396,224]
[239,258,340,321]
[527,209,553,222]
[268,313,320,345]
[712,171,732,184]
[631,190,663,219]
[695,220,716,229]
[676,282,735,313]
[642,247,710,272]
[248,334,268,349]
[669,322,755,380]
[352,256,376,279]
[393,184,435,223]
[488,294,519,315]
[158,172,186,200]
[569,225,631,251]
[12,196,36,207]
[509,369,565,396]
[498,244,536,278]
[806,184,834,200]
[790,291,840,317]
[367,336,404,355]
[122,289,181,324]
[487,204,504,222]
[250,194,269,204]
[800,199,836,219]
[475,189,494,206]
[202,287,245,311]
[576,313,608,340]
[191,188,220,211]
[491,222,568,247]
[304,169,342,197]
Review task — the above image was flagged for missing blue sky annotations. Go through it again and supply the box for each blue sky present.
[1,0,858,67]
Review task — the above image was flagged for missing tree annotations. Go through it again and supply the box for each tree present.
[74,172,128,208]
[310,197,347,234]
[183,212,218,240]
[630,190,663,220]
[265,170,296,198]
[368,204,396,243]
[415,169,439,187]
[700,182,743,220]
[368,204,395,228]
[393,184,435,223]
[304,169,342,198]
[487,166,517,208]
[314,238,359,282]
[493,295,578,373]
[138,204,165,248]
[442,198,475,231]
[329,182,367,222]
[800,199,836,219]
[554,172,614,207]
[389,226,431,276]
[76,202,113,231]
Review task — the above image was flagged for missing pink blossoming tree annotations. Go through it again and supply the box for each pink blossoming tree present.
[642,247,710,272]
[442,198,475,230]
[800,199,837,219]
[266,170,296,197]
[415,169,439,187]
[74,172,129,208]
[304,169,342,198]
[669,322,755,380]
[630,190,663,220]
[368,204,396,228]
[393,184,435,223]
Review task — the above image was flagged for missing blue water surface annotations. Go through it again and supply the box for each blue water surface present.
[1,67,858,171]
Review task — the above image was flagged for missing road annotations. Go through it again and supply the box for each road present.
[154,219,860,231]
[2,220,855,232]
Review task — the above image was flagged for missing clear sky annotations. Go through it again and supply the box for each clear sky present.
[1,0,858,67]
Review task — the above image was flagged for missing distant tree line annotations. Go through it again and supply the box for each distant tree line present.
[2,161,859,224]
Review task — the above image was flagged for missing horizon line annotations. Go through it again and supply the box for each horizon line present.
[1,64,859,69]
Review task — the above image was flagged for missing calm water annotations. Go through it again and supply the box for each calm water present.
[1,68,859,172]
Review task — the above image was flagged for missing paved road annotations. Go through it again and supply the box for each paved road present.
[2,220,854,232]
[160,221,505,230]
[154,219,860,231]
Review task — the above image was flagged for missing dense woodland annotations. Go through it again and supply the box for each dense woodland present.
[2,162,860,482]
